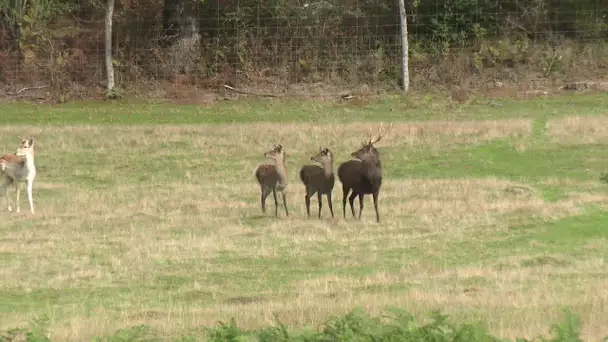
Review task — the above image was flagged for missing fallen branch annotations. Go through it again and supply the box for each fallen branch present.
[1,93,47,99]
[0,84,50,102]
[17,85,48,94]
[223,84,279,98]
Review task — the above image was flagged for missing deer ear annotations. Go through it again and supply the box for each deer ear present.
[28,137,35,146]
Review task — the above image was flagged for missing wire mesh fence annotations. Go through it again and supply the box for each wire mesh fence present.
[1,0,607,100]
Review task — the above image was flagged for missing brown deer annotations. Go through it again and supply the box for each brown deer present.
[338,123,392,223]
[299,147,335,218]
[254,144,289,217]
[0,137,37,214]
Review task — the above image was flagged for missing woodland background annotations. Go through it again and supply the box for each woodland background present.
[1,0,607,102]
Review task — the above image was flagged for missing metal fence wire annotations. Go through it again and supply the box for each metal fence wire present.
[0,0,607,97]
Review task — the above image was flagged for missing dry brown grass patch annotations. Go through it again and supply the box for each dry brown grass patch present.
[221,120,532,151]
[547,116,608,144]
[0,119,531,158]
[380,178,579,230]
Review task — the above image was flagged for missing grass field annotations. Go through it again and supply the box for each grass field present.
[0,92,607,341]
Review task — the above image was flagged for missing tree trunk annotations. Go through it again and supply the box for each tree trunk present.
[104,0,115,92]
[398,0,409,94]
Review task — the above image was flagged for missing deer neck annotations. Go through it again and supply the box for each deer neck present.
[321,160,334,179]
[18,150,36,174]
[274,157,287,187]
[361,156,381,178]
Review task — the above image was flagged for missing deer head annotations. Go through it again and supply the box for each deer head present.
[16,137,35,157]
[310,147,333,165]
[264,144,285,161]
[351,122,393,161]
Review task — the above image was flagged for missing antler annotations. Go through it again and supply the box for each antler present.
[370,121,394,145]
[362,127,374,145]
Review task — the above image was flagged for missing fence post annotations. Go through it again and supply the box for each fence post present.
[398,0,409,94]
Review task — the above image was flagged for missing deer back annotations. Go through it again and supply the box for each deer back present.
[255,164,279,186]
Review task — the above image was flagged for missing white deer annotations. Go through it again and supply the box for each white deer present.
[0,137,37,214]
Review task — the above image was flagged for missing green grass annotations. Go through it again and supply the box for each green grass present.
[3,91,608,124]
[0,92,607,341]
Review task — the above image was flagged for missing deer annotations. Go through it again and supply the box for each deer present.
[338,123,392,223]
[254,144,289,217]
[0,137,37,214]
[299,147,335,218]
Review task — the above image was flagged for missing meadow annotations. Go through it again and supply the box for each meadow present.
[0,92,607,341]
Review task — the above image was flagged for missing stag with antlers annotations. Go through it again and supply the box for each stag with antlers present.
[337,122,392,223]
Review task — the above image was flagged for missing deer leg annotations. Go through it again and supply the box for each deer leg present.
[317,192,323,218]
[27,178,35,214]
[357,193,365,220]
[1,177,12,212]
[348,192,358,218]
[15,181,20,213]
[372,192,380,223]
[260,187,270,213]
[272,188,279,217]
[281,190,289,216]
[341,185,349,218]
[304,190,312,217]
[327,192,334,218]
